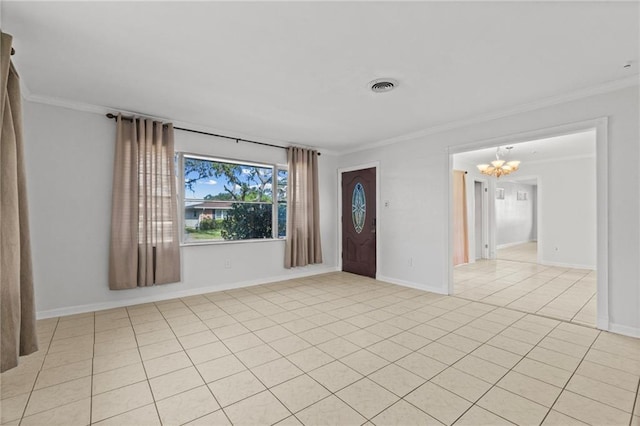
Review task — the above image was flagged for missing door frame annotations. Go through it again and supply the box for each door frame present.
[446,117,609,331]
[337,162,381,279]
[472,178,490,261]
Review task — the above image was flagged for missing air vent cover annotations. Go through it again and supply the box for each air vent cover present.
[368,78,398,93]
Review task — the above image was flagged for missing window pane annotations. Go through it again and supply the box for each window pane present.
[222,203,273,240]
[181,155,286,243]
[184,202,272,242]
[184,157,273,202]
[278,203,287,238]
[277,169,288,201]
[184,201,229,242]
[277,168,288,238]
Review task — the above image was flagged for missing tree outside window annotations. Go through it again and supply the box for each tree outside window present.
[182,155,287,243]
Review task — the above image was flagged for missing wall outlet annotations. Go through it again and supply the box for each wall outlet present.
[224,260,231,269]
[384,200,390,208]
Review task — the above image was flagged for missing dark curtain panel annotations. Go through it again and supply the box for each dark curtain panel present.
[1,32,38,372]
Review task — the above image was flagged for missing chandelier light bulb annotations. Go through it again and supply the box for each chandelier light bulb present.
[476,147,520,178]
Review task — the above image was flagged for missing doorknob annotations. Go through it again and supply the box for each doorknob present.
[371,218,376,233]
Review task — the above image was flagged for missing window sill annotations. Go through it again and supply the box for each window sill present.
[180,238,286,247]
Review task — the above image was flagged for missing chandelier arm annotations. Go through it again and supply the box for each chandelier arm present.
[476,147,520,178]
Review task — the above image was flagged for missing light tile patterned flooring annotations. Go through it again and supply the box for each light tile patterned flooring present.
[455,243,597,327]
[497,242,540,263]
[2,272,639,426]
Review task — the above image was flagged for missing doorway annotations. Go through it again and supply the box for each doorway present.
[473,180,488,261]
[341,167,377,278]
[449,123,605,329]
[495,178,539,264]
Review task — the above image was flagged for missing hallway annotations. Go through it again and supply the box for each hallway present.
[454,243,596,327]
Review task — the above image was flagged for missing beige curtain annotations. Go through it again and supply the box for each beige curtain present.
[109,115,180,289]
[453,170,469,266]
[284,147,322,268]
[1,32,38,372]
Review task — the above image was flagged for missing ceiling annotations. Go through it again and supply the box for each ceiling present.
[2,2,638,152]
[454,129,596,168]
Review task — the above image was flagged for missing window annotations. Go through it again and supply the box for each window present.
[277,168,287,238]
[181,154,287,243]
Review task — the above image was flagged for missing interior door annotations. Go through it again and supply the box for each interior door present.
[342,168,376,278]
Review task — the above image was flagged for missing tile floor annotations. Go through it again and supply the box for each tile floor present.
[2,272,638,426]
[454,243,597,326]
[497,242,539,263]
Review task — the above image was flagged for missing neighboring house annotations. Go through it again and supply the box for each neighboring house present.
[184,201,232,228]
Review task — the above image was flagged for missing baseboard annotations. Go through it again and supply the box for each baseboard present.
[608,322,640,339]
[376,275,447,295]
[596,315,609,331]
[539,260,596,270]
[36,266,340,319]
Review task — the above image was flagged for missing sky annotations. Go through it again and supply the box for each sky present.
[184,163,286,200]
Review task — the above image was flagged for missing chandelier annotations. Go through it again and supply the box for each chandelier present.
[477,146,520,178]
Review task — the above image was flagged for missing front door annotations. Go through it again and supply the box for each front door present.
[342,168,376,278]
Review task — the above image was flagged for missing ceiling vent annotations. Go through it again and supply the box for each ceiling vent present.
[368,78,398,93]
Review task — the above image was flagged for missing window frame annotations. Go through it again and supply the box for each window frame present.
[178,152,288,246]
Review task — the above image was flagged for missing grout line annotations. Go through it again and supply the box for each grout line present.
[448,318,568,425]
[569,292,597,323]
[120,306,163,426]
[454,253,595,328]
[630,378,640,426]
[200,276,471,422]
[16,273,637,426]
[162,300,235,425]
[539,328,602,425]
[17,317,60,424]
[533,273,594,317]
[453,293,597,330]
[208,287,401,421]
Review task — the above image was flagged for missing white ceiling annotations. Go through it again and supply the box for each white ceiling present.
[454,129,596,167]
[2,2,638,152]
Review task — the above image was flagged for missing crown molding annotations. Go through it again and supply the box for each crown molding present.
[21,92,334,154]
[342,75,639,155]
[21,75,637,157]
[524,153,595,166]
[25,92,110,116]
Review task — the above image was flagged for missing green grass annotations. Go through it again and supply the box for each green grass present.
[185,229,223,240]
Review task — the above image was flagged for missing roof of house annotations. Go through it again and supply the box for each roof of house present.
[185,201,233,210]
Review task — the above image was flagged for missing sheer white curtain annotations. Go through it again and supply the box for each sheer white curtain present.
[109,115,180,289]
[285,147,323,268]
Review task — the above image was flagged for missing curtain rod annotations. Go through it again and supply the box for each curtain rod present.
[105,113,320,156]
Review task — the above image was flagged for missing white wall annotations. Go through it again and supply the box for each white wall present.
[495,182,536,248]
[23,101,338,317]
[338,86,639,334]
[519,156,596,269]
